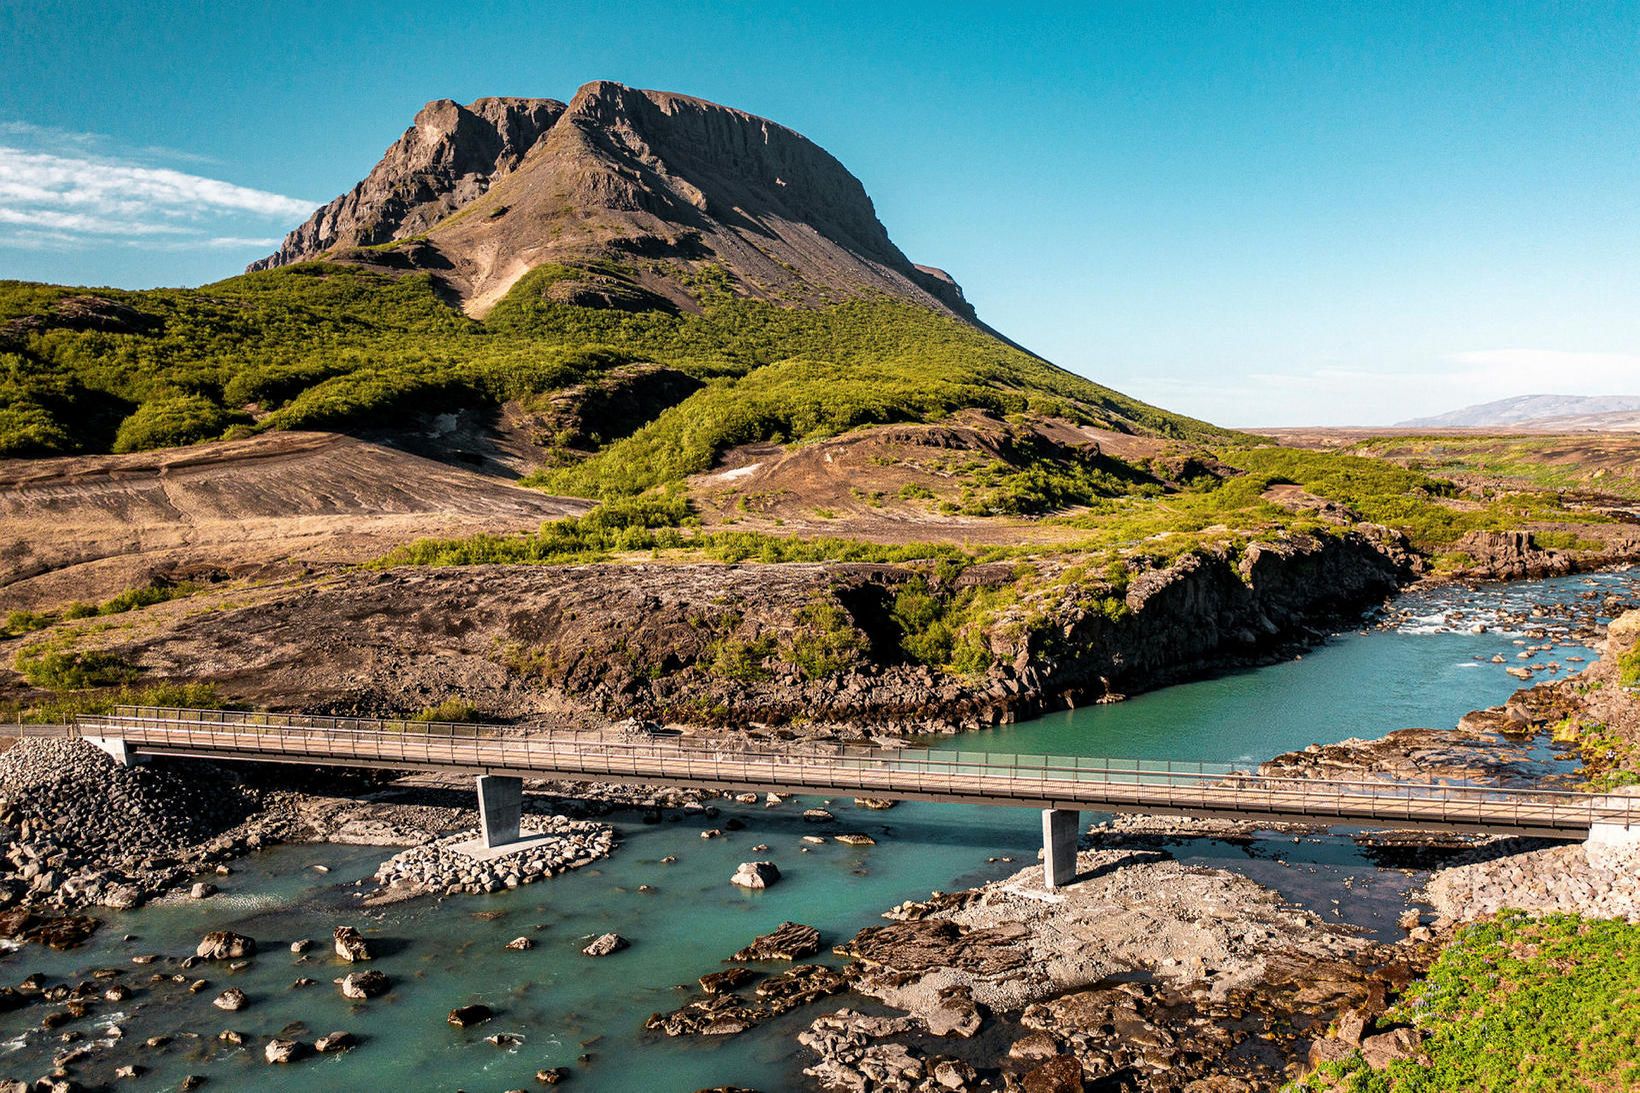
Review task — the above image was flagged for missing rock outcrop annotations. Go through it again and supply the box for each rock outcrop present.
[252,82,977,321]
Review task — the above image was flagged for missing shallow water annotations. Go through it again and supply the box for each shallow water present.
[2,571,1636,1090]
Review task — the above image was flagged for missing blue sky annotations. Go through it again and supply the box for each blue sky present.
[1,1,1636,425]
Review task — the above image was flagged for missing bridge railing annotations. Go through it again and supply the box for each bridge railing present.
[67,706,1640,832]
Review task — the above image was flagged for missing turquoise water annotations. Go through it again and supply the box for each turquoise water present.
[1,571,1635,1091]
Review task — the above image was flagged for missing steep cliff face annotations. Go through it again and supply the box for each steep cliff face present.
[249,97,564,271]
[252,82,976,320]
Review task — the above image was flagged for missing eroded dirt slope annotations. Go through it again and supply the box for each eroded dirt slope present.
[0,431,589,610]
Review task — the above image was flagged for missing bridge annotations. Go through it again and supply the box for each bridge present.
[22,706,1640,888]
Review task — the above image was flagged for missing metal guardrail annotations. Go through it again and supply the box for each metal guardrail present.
[57,706,1640,837]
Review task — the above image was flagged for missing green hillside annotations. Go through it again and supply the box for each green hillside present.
[0,262,1233,497]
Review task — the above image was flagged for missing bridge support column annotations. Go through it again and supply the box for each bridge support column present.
[82,736,141,767]
[1042,808,1080,890]
[476,776,523,849]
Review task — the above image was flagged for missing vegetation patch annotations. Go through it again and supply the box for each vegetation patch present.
[1295,912,1640,1092]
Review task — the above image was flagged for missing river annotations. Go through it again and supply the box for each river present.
[2,571,1636,1090]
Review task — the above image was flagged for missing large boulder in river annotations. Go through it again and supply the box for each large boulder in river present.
[582,932,628,957]
[264,1038,305,1064]
[212,987,248,1012]
[447,1003,494,1027]
[333,925,372,962]
[730,861,781,889]
[338,970,390,999]
[196,931,255,960]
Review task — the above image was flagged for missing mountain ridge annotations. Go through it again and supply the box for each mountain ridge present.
[1398,394,1640,429]
[251,81,977,322]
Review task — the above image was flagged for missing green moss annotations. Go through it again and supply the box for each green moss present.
[410,697,481,722]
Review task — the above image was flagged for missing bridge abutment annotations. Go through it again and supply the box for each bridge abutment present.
[83,736,142,767]
[477,775,523,849]
[1042,808,1080,889]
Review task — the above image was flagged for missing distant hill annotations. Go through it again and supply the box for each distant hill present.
[1399,394,1640,430]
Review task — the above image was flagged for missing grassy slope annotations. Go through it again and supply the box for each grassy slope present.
[0,262,1230,495]
[1298,912,1640,1093]
[1348,434,1640,502]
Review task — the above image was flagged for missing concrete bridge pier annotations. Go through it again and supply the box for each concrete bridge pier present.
[1042,808,1081,889]
[83,736,142,767]
[477,775,523,849]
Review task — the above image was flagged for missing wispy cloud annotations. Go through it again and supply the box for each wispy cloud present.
[0,121,315,254]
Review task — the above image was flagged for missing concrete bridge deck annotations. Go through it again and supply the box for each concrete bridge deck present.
[17,706,1639,887]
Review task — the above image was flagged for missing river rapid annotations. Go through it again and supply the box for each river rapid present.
[3,571,1637,1091]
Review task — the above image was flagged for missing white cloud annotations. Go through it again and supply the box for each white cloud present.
[0,125,314,254]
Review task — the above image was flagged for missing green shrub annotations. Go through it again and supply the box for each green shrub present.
[410,697,480,722]
[113,393,239,452]
[2,610,52,638]
[785,603,869,679]
[17,648,138,689]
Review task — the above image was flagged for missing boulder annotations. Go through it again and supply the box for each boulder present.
[1022,1054,1084,1093]
[448,1003,494,1027]
[1361,1027,1426,1069]
[196,932,254,960]
[212,988,247,1012]
[730,862,781,889]
[338,970,390,1000]
[505,936,534,951]
[582,933,628,957]
[314,1030,355,1054]
[264,1038,304,1064]
[731,922,821,962]
[332,926,371,962]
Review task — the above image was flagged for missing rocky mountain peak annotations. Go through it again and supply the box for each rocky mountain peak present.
[251,82,977,322]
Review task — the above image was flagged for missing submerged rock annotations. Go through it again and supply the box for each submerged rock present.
[732,922,821,962]
[447,1003,494,1027]
[582,933,628,957]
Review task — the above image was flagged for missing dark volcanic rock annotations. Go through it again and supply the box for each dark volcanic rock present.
[731,922,821,962]
[251,82,978,322]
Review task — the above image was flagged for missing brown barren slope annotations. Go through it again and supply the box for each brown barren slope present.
[0,431,589,610]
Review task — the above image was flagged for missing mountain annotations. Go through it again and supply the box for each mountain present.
[251,81,976,321]
[1398,394,1640,429]
[1,82,1236,488]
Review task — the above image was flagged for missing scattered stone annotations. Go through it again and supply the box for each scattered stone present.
[289,938,311,954]
[854,798,897,810]
[486,1032,524,1047]
[699,967,758,994]
[833,833,875,846]
[314,1030,355,1054]
[195,932,254,961]
[536,1067,569,1084]
[338,970,390,1000]
[212,988,247,1012]
[332,926,371,962]
[189,882,216,900]
[582,933,628,957]
[732,922,822,962]
[448,1003,494,1027]
[264,1038,304,1064]
[730,862,780,889]
[505,936,534,951]
[802,809,834,823]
